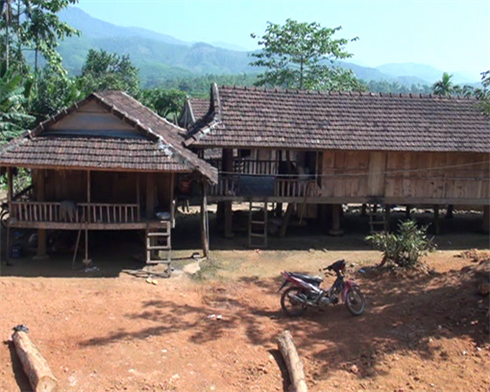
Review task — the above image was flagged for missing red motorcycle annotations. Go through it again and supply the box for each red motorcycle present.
[279,259,366,317]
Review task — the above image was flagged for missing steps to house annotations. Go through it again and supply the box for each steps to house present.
[368,204,389,233]
[146,221,171,268]
[248,200,268,248]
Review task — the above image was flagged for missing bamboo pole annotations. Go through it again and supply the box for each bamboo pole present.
[11,326,59,392]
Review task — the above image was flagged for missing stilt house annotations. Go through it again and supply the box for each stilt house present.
[185,84,490,245]
[0,91,217,264]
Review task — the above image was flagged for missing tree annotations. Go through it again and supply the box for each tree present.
[29,65,82,121]
[22,0,79,74]
[474,70,490,115]
[432,72,457,96]
[140,88,186,121]
[79,49,140,96]
[0,61,34,141]
[250,19,363,91]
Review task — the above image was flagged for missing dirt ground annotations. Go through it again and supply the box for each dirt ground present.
[0,210,489,392]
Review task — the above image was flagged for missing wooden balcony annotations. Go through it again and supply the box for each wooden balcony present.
[7,201,172,230]
[208,175,321,200]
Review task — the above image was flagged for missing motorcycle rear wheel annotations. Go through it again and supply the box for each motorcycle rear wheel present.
[345,287,366,316]
[281,287,307,317]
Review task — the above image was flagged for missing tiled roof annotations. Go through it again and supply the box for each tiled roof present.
[0,91,218,183]
[186,85,490,153]
[188,98,210,122]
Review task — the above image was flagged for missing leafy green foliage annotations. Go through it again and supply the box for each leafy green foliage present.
[0,62,34,141]
[78,49,140,96]
[366,220,436,268]
[475,70,490,115]
[140,88,186,120]
[1,0,79,75]
[250,19,363,91]
[432,72,457,96]
[29,65,82,120]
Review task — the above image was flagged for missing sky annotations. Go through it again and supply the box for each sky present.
[76,0,489,80]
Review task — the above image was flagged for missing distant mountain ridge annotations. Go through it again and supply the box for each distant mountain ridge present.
[57,7,480,87]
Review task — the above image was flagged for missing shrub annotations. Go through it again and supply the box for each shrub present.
[366,220,436,268]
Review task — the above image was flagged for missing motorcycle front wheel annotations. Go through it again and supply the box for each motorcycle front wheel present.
[345,287,366,316]
[281,287,307,317]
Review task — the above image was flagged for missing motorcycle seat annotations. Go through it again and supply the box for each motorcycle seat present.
[290,273,323,284]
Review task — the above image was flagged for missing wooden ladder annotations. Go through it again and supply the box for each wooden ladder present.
[368,204,388,233]
[146,221,172,266]
[248,200,268,248]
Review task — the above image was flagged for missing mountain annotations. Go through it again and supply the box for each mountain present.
[58,7,255,85]
[56,7,478,89]
[376,63,479,85]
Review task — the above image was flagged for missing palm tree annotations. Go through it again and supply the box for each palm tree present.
[432,72,456,96]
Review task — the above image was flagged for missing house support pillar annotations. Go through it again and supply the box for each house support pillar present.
[384,205,391,231]
[222,148,234,238]
[405,205,411,219]
[433,205,440,235]
[360,204,367,217]
[329,204,343,236]
[146,173,156,218]
[34,170,48,260]
[224,202,234,238]
[445,204,454,219]
[483,205,489,233]
[201,180,210,258]
[5,167,13,265]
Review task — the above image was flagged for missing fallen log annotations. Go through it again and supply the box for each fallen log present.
[11,325,58,392]
[276,330,307,392]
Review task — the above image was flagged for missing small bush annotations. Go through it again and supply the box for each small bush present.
[366,220,436,268]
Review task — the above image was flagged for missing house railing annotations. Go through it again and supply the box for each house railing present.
[207,158,286,176]
[274,179,321,198]
[208,176,239,197]
[9,201,141,224]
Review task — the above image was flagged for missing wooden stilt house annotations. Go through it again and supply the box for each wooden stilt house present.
[0,91,217,265]
[185,84,490,244]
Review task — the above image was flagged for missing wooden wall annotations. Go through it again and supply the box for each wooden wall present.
[41,169,174,211]
[321,151,489,203]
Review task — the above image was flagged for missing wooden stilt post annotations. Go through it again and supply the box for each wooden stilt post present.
[434,205,440,235]
[5,168,12,264]
[384,204,391,232]
[35,170,48,260]
[405,205,411,219]
[201,180,210,258]
[224,201,234,238]
[329,204,343,236]
[360,203,367,217]
[445,204,454,219]
[483,205,489,233]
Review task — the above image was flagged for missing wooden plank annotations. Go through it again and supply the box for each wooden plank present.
[368,152,386,197]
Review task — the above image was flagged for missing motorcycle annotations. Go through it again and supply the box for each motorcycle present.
[278,259,366,317]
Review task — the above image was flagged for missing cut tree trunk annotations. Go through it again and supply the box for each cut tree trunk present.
[12,328,58,392]
[276,330,307,392]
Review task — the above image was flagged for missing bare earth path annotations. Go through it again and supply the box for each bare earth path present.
[1,245,489,392]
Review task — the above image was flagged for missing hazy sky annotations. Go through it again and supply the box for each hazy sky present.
[76,0,489,80]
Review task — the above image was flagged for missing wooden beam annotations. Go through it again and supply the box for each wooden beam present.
[483,205,489,233]
[146,172,155,218]
[279,203,295,238]
[276,330,308,392]
[201,180,210,258]
[434,205,440,235]
[329,204,343,236]
[7,167,13,202]
[12,327,58,392]
[224,201,234,238]
[35,170,48,259]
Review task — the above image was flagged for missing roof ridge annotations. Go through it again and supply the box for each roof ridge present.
[218,84,476,100]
